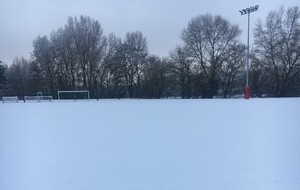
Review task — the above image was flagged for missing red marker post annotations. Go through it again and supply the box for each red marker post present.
[245,86,250,99]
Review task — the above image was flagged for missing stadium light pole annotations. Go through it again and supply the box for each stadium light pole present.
[239,5,259,99]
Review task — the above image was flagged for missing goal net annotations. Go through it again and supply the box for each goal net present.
[57,90,90,101]
[24,96,53,102]
[22,92,53,102]
[2,96,19,103]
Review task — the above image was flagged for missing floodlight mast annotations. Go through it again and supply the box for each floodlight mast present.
[239,5,259,99]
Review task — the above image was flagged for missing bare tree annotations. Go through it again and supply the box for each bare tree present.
[0,60,8,94]
[6,57,30,97]
[141,56,170,98]
[32,36,57,96]
[27,60,46,94]
[123,31,148,98]
[254,6,300,97]
[220,43,246,98]
[182,14,241,98]
[32,15,107,98]
[249,52,270,97]
[170,46,194,98]
[102,33,126,98]
[51,27,79,90]
[67,15,107,97]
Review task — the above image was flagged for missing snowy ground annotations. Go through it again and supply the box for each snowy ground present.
[1,98,300,190]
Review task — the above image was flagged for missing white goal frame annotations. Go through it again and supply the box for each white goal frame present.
[57,90,90,101]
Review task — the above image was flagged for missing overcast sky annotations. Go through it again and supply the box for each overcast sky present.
[0,0,299,65]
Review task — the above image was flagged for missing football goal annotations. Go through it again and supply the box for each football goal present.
[22,92,53,102]
[24,96,53,102]
[2,96,19,103]
[57,90,90,101]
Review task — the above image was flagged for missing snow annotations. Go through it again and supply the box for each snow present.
[1,98,300,190]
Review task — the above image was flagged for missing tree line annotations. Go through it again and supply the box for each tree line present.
[1,6,300,99]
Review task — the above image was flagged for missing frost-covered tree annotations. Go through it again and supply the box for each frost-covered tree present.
[32,15,107,98]
[66,16,107,96]
[6,57,30,96]
[32,36,57,96]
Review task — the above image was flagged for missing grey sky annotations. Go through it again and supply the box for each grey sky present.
[0,0,298,65]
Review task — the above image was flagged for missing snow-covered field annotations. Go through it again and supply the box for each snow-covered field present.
[1,98,300,190]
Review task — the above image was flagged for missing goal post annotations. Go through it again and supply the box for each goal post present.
[57,90,90,101]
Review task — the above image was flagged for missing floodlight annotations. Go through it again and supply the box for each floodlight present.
[238,5,259,99]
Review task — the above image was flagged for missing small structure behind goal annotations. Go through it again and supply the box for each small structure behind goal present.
[24,92,53,102]
[57,90,90,101]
